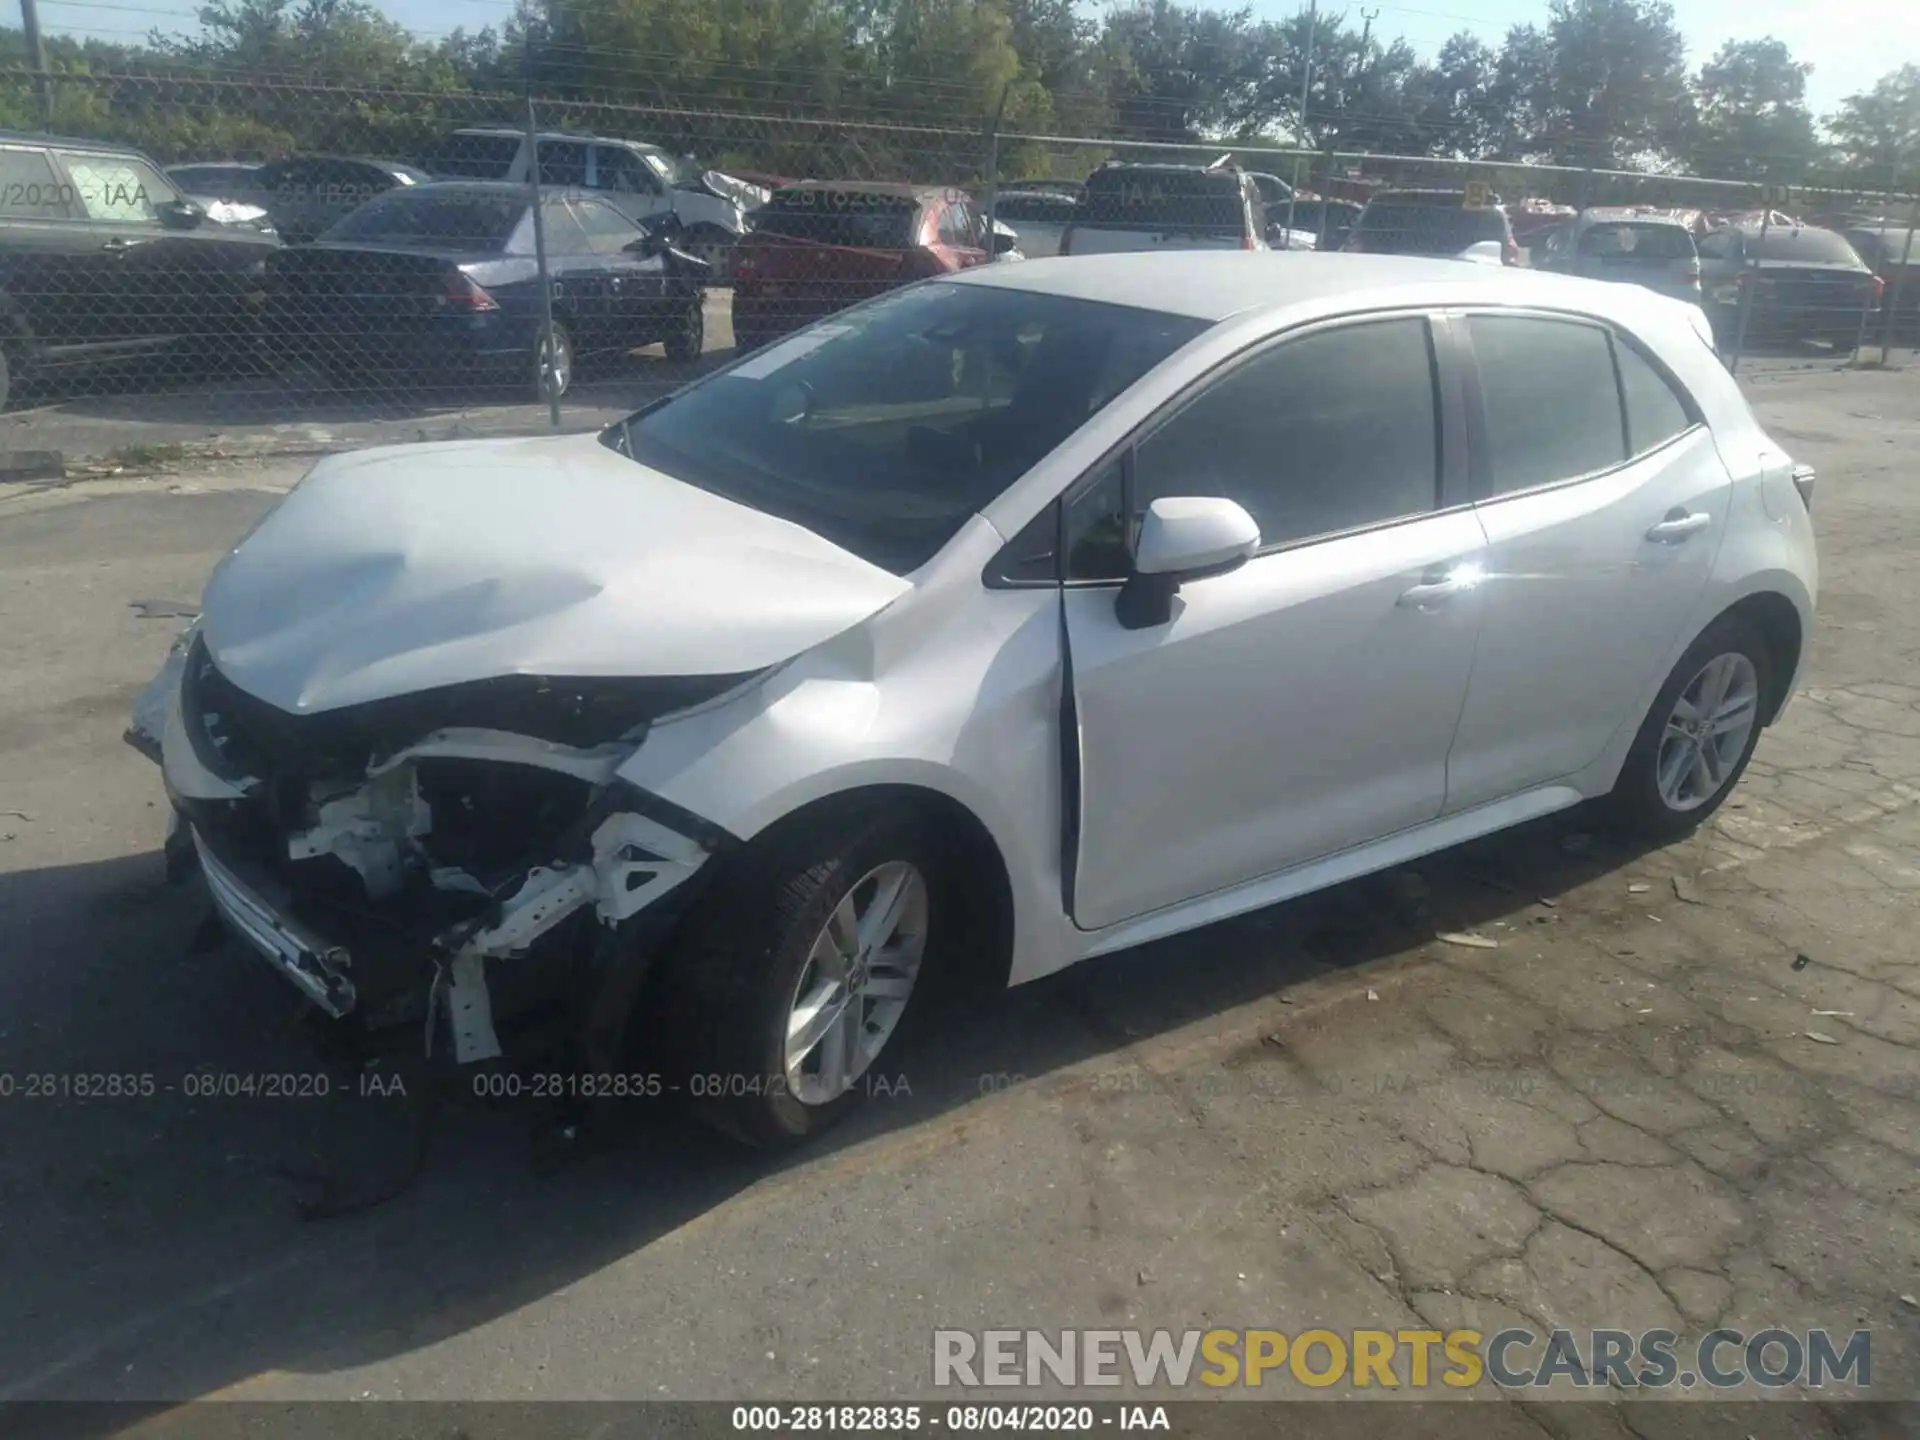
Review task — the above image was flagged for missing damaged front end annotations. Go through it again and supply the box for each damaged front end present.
[130,629,744,1069]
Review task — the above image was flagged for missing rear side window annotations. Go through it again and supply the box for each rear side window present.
[1081,171,1245,235]
[0,148,72,219]
[1615,341,1694,454]
[1468,316,1625,495]
[1133,318,1439,551]
[427,133,520,180]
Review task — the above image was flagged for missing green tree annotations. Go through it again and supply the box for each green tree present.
[1493,0,1691,167]
[1404,33,1500,158]
[1688,38,1820,181]
[1827,64,1920,182]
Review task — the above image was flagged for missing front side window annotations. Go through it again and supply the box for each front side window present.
[572,197,642,253]
[1467,315,1625,495]
[594,146,659,196]
[610,282,1205,575]
[1131,317,1441,552]
[58,151,175,223]
[535,140,588,187]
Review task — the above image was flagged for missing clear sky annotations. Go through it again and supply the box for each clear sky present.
[36,0,1919,121]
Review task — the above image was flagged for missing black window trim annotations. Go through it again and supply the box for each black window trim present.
[985,306,1471,589]
[1451,305,1706,506]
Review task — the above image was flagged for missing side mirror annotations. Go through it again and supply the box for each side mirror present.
[1115,496,1260,630]
[990,227,1019,255]
[156,198,206,230]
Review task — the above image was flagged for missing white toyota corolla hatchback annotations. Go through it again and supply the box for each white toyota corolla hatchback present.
[131,254,1817,1146]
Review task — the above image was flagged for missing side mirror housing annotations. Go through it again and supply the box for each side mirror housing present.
[156,198,206,230]
[990,226,1019,255]
[1116,496,1261,630]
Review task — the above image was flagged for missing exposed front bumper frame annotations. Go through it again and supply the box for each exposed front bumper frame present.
[194,826,359,1018]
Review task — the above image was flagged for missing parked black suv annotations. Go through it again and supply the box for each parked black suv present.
[0,132,279,407]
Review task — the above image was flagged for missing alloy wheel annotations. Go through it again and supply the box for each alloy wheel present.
[783,860,928,1106]
[536,326,573,399]
[1655,651,1760,811]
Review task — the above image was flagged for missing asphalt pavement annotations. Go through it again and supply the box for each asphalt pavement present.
[1,360,1917,1427]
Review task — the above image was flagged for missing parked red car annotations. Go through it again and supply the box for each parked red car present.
[730,182,1011,351]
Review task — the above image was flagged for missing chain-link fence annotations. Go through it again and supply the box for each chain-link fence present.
[0,66,1915,472]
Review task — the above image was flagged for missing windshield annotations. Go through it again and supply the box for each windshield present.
[321,188,523,248]
[1080,170,1245,233]
[1354,201,1507,252]
[607,281,1207,574]
[755,190,922,249]
[1751,227,1865,265]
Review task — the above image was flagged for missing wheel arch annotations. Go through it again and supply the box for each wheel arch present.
[723,782,1017,994]
[1719,589,1803,725]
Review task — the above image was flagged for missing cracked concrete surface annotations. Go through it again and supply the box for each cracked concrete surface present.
[0,366,1916,1424]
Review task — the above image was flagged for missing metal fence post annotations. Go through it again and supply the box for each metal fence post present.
[1879,199,1917,367]
[1726,202,1772,377]
[983,81,1010,232]
[524,43,561,427]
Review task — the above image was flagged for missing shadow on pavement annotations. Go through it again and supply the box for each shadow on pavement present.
[0,802,1669,1420]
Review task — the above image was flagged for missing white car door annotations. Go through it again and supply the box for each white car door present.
[1062,314,1488,932]
[1442,310,1731,812]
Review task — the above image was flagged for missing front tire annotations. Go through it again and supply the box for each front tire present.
[684,223,735,281]
[1604,614,1773,839]
[663,296,703,364]
[533,321,573,401]
[653,810,943,1148]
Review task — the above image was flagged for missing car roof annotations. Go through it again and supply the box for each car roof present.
[448,127,667,149]
[263,154,428,176]
[951,251,1667,324]
[1578,208,1688,228]
[366,180,532,199]
[1089,163,1245,178]
[0,129,157,157]
[771,180,951,202]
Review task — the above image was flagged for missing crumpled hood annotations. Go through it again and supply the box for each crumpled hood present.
[200,433,911,715]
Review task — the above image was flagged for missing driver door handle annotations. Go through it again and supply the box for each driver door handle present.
[1646,510,1712,543]
[102,237,133,253]
[1397,568,1468,609]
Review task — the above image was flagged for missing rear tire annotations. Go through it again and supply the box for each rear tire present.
[1602,614,1773,840]
[651,808,946,1149]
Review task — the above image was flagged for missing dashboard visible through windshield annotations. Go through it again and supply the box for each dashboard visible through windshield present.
[605,282,1206,574]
